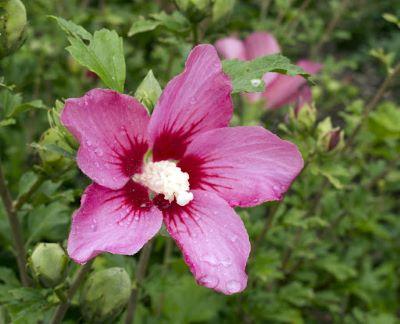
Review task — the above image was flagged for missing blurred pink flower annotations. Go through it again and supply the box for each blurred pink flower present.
[61,45,303,294]
[215,32,322,110]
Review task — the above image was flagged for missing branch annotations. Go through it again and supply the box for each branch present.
[50,261,93,324]
[125,241,153,324]
[0,160,31,286]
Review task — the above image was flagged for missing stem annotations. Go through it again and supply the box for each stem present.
[50,261,93,324]
[125,241,153,324]
[345,62,400,150]
[286,0,311,38]
[13,174,45,211]
[0,160,31,287]
[260,0,271,20]
[191,23,199,46]
[156,238,173,316]
[311,0,350,57]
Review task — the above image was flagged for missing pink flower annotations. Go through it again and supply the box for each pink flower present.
[61,45,303,294]
[215,32,322,110]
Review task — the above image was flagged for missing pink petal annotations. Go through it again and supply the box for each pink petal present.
[263,60,322,110]
[179,126,303,207]
[68,182,162,263]
[61,89,149,190]
[215,37,247,60]
[294,85,312,116]
[244,32,280,60]
[148,45,233,161]
[163,190,250,294]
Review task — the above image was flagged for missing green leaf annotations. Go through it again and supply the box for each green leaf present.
[212,0,235,22]
[128,18,162,37]
[368,102,400,139]
[48,16,92,40]
[222,54,310,93]
[128,12,190,37]
[134,70,162,111]
[53,17,126,92]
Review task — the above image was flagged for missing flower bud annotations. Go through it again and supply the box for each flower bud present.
[326,128,342,151]
[135,70,162,112]
[316,117,343,153]
[212,0,235,22]
[38,127,74,169]
[0,0,27,59]
[80,267,131,322]
[175,0,212,22]
[30,243,68,287]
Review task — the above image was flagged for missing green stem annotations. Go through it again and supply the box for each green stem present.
[345,62,400,150]
[191,23,199,46]
[125,241,153,324]
[311,0,350,57]
[0,159,31,287]
[14,174,45,211]
[50,261,93,324]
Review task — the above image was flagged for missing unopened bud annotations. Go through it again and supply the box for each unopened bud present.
[0,0,27,59]
[212,0,235,22]
[38,127,74,169]
[80,267,131,322]
[327,128,342,151]
[30,243,68,287]
[175,0,212,22]
[317,117,343,153]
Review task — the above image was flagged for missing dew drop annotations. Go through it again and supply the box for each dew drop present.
[198,275,219,288]
[94,148,104,156]
[90,223,97,232]
[221,257,232,267]
[201,254,218,266]
[230,235,238,243]
[226,280,241,293]
[251,79,262,87]
[86,140,92,146]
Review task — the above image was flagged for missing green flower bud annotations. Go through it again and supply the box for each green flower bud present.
[175,0,212,23]
[0,0,27,59]
[38,127,74,169]
[135,70,162,112]
[212,0,235,22]
[30,243,68,288]
[80,267,131,322]
[316,117,344,153]
[293,103,317,131]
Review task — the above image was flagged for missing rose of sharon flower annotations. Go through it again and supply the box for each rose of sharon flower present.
[215,32,322,110]
[62,45,303,294]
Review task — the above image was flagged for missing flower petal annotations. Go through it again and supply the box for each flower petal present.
[263,60,322,110]
[179,126,303,207]
[294,85,312,116]
[163,190,250,294]
[67,182,162,263]
[148,45,233,161]
[244,31,280,60]
[215,37,247,60]
[61,89,149,190]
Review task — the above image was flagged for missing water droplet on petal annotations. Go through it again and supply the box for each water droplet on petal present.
[221,257,232,267]
[201,254,218,266]
[251,79,262,87]
[90,223,97,232]
[230,235,238,243]
[86,140,92,146]
[94,148,104,156]
[198,275,219,288]
[226,280,241,293]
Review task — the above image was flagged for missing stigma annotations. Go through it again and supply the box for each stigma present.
[132,160,194,206]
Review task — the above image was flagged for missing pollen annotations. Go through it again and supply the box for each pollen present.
[132,161,194,206]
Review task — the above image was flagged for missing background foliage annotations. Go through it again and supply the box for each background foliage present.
[1,0,400,323]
